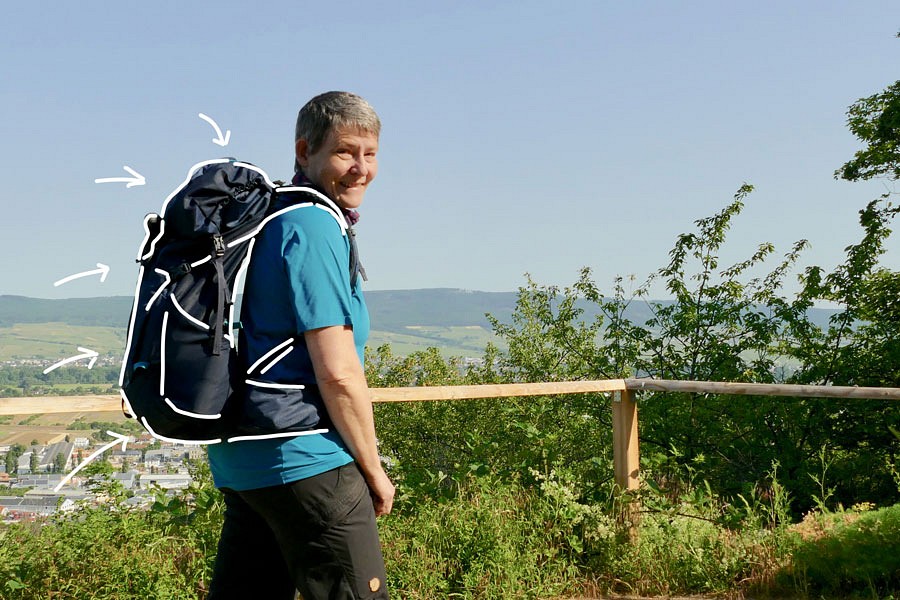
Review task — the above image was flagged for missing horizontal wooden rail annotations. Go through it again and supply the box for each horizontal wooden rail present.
[0,380,630,416]
[624,378,900,400]
[3,378,897,415]
[3,379,898,502]
[370,380,627,402]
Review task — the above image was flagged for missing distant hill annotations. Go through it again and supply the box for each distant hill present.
[0,296,133,328]
[0,291,841,360]
[0,291,840,331]
[366,289,516,332]
[0,291,519,360]
[0,291,517,331]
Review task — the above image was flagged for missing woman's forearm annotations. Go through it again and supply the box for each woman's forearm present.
[304,325,394,515]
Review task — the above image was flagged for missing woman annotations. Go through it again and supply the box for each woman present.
[207,91,393,600]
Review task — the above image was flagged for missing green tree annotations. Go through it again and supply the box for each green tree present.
[486,273,613,382]
[837,79,900,182]
[783,200,899,388]
[479,182,897,512]
[610,186,817,501]
[83,459,114,477]
[773,198,900,505]
[768,66,900,505]
[634,184,803,383]
[53,450,67,474]
[836,32,900,184]
[4,444,24,474]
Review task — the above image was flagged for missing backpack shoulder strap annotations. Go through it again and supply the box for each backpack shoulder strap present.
[271,187,363,287]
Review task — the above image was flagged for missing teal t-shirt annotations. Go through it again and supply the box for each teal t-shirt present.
[207,202,368,491]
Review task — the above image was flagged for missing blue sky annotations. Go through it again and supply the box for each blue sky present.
[2,1,897,300]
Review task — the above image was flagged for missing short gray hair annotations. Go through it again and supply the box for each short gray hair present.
[294,91,381,172]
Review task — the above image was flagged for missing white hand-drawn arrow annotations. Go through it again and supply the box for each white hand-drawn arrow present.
[43,347,99,374]
[54,431,130,492]
[199,113,231,147]
[53,263,110,287]
[94,166,145,188]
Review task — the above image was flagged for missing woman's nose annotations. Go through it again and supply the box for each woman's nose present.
[350,156,368,176]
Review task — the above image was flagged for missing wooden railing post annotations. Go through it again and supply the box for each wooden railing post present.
[612,388,640,538]
[612,389,640,491]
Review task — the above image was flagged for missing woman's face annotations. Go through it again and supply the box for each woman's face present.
[295,126,379,210]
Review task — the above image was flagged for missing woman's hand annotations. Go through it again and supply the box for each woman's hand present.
[366,467,395,516]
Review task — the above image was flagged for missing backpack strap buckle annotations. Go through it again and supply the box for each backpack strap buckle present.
[212,234,226,257]
[170,263,192,278]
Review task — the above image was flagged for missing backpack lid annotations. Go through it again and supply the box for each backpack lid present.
[163,160,274,238]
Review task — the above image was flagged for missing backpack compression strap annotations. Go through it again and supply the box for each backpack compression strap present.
[348,227,366,287]
[211,234,227,356]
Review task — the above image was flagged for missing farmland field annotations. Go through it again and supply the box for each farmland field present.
[1,323,495,364]
[0,322,125,361]
[0,410,129,446]
[368,325,497,357]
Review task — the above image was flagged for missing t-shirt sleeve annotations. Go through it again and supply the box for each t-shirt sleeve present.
[280,206,353,333]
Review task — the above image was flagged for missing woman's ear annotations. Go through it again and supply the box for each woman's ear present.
[295,138,309,168]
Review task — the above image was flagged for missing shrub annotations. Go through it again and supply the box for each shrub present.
[380,471,614,599]
[0,461,221,599]
[0,508,206,599]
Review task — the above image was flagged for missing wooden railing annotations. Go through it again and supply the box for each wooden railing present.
[2,379,899,493]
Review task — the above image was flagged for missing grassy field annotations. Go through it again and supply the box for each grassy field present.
[368,325,497,358]
[0,322,496,364]
[0,322,125,361]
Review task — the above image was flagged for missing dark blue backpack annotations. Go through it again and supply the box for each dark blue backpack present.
[118,159,354,444]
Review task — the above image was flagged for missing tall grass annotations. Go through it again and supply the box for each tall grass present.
[0,460,897,599]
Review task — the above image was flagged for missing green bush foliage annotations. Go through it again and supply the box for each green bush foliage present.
[380,472,602,598]
[0,508,206,599]
[0,462,221,599]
